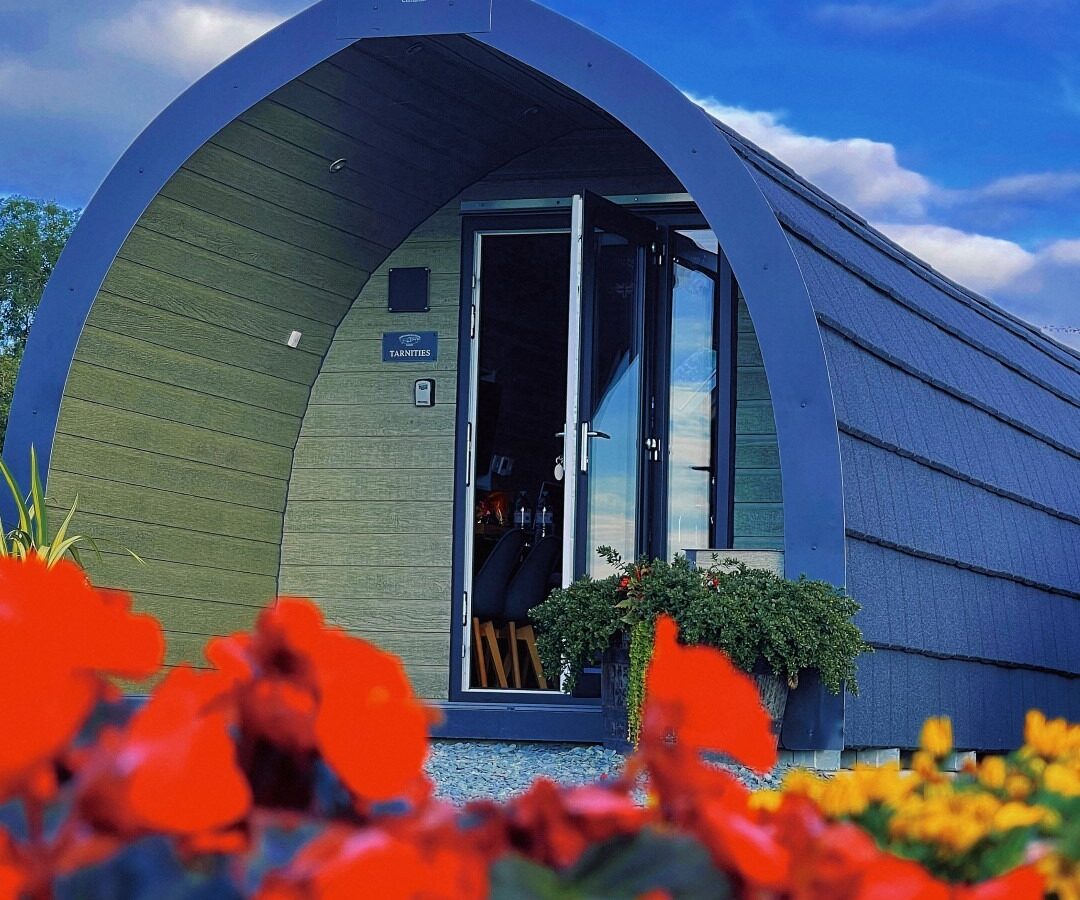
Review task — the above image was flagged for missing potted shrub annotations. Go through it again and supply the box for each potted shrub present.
[531,548,871,750]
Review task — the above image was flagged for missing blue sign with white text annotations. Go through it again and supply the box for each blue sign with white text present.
[382,331,439,363]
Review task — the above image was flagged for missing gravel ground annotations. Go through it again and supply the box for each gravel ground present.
[426,740,787,806]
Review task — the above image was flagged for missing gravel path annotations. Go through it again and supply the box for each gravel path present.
[426,740,787,806]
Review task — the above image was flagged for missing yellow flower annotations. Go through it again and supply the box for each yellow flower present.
[1043,762,1080,797]
[1005,774,1033,800]
[782,769,825,803]
[977,756,1007,791]
[920,717,953,758]
[819,775,870,818]
[1040,853,1080,900]
[991,801,1046,832]
[913,750,944,782]
[1024,710,1080,761]
[748,790,782,813]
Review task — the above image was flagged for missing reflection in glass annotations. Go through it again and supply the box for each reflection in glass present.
[585,233,642,576]
[666,263,716,556]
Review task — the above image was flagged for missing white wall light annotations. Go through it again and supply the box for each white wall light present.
[287,330,302,349]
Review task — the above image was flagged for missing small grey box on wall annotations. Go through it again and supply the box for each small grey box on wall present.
[414,379,435,407]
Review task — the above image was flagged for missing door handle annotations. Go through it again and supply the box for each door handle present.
[580,422,610,473]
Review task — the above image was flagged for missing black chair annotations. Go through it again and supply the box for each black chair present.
[470,529,524,688]
[502,537,561,689]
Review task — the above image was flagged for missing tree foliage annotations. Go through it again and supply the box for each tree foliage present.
[0,196,79,439]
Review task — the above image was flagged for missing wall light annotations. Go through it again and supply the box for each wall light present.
[287,330,302,349]
[329,158,347,174]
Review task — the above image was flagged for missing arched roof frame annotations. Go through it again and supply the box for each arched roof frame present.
[8,0,846,746]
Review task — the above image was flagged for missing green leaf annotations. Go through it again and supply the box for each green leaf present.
[490,831,730,900]
[29,445,47,546]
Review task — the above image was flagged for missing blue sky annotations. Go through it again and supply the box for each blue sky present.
[1,0,1077,343]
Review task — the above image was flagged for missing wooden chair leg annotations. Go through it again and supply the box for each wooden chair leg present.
[518,624,548,690]
[471,617,488,688]
[481,621,509,688]
[508,622,523,689]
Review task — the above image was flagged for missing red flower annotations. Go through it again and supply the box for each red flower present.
[952,865,1044,900]
[70,666,251,858]
[642,615,776,773]
[0,557,163,801]
[257,825,488,900]
[207,598,437,804]
[502,779,650,870]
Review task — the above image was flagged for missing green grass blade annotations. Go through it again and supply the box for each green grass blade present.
[29,446,48,547]
[0,456,32,537]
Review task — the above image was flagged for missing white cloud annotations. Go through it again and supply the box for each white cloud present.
[942,170,1080,205]
[95,2,285,79]
[1046,239,1080,265]
[688,94,933,219]
[874,223,1037,293]
[815,0,1032,33]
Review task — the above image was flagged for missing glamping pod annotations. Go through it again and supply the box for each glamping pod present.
[9,0,1078,752]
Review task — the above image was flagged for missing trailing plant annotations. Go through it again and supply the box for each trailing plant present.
[530,569,622,693]
[533,547,871,736]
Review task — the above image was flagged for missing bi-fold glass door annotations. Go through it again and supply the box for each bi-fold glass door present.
[457,196,722,698]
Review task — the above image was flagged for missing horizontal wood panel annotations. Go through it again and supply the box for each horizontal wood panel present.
[49,508,281,575]
[731,536,786,551]
[241,98,451,205]
[47,471,283,542]
[283,501,454,534]
[734,470,782,504]
[91,291,322,384]
[321,339,459,374]
[75,325,311,414]
[734,436,781,470]
[334,307,459,339]
[119,228,348,326]
[50,436,286,511]
[736,367,771,402]
[298,63,491,168]
[402,664,448,701]
[347,630,450,660]
[211,119,432,232]
[65,361,302,449]
[733,503,785,539]
[160,167,389,270]
[342,271,462,310]
[84,552,278,608]
[279,565,452,600]
[56,398,293,478]
[315,596,451,634]
[292,436,454,469]
[735,400,777,436]
[184,142,404,243]
[286,468,453,502]
[101,257,335,355]
[310,373,455,406]
[139,195,362,299]
[281,533,454,567]
[269,72,471,182]
[300,403,457,437]
[737,340,763,367]
[127,593,263,636]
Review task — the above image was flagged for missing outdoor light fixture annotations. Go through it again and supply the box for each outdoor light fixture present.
[287,330,302,348]
[406,42,424,55]
[522,105,542,119]
[329,158,347,174]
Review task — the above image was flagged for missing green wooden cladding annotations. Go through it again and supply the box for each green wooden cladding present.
[733,297,784,550]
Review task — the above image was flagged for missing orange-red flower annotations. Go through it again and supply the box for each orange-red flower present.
[642,615,776,773]
[207,598,437,805]
[72,666,251,854]
[501,778,650,870]
[0,557,163,801]
[257,825,488,900]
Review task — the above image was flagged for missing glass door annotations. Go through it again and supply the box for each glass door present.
[564,193,662,581]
